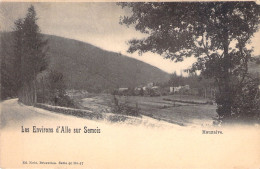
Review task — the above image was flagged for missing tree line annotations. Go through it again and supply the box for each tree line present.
[0,5,75,107]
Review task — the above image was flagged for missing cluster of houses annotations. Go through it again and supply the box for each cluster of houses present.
[116,82,191,96]
[170,85,190,93]
[116,82,159,96]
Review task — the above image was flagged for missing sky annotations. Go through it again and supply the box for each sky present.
[0,2,259,75]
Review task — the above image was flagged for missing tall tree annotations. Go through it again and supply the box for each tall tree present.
[169,71,184,87]
[13,19,24,95]
[118,2,260,121]
[14,5,48,105]
[0,33,16,99]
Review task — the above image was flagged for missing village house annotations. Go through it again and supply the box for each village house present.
[118,88,128,92]
[174,86,182,93]
[170,85,190,93]
[147,82,154,88]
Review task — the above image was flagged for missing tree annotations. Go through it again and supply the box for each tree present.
[0,33,16,99]
[37,70,76,108]
[118,2,260,122]
[13,19,24,95]
[169,71,184,87]
[14,5,48,105]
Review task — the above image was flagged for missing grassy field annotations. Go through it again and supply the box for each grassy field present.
[115,95,217,126]
[75,92,217,127]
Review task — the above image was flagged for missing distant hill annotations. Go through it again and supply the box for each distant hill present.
[0,32,170,92]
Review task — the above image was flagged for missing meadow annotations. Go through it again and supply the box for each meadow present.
[78,93,217,127]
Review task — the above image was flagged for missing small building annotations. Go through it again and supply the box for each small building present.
[183,85,190,90]
[134,87,142,91]
[170,87,174,93]
[170,85,190,93]
[174,86,182,93]
[118,88,128,92]
[117,88,129,96]
[151,86,159,90]
[147,82,154,88]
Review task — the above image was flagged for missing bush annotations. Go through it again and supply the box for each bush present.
[255,58,260,65]
[111,95,140,116]
[35,103,103,119]
[55,95,77,108]
[232,77,260,121]
[37,70,77,108]
[215,76,260,123]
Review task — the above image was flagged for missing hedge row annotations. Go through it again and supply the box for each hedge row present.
[35,103,103,120]
[163,98,213,105]
[35,103,140,123]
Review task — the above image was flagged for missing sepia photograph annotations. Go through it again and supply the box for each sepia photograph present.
[0,1,260,168]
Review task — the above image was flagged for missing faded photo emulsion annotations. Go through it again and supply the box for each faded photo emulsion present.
[0,1,260,169]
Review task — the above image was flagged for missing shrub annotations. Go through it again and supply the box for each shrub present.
[37,70,77,108]
[215,75,260,123]
[111,95,140,116]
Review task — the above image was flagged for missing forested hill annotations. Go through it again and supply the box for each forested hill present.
[0,32,170,92]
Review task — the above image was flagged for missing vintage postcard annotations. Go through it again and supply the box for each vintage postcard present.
[0,1,260,168]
